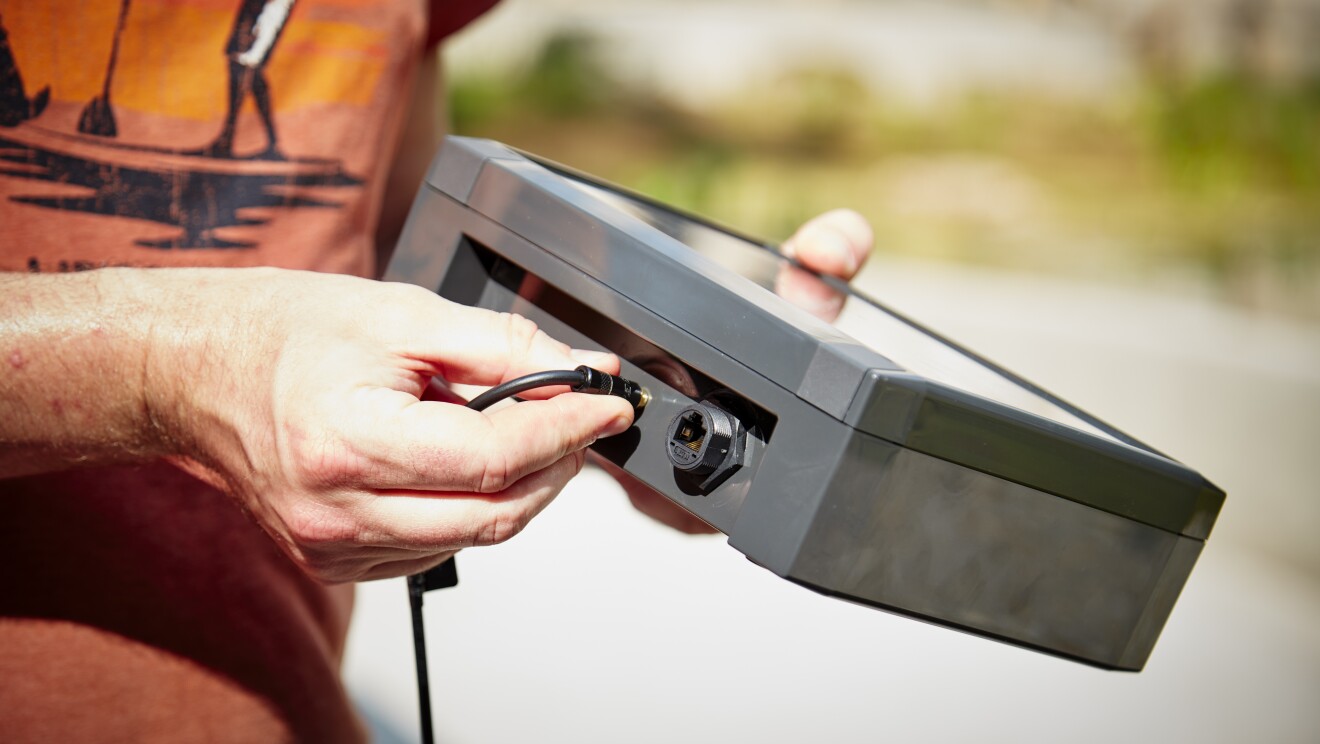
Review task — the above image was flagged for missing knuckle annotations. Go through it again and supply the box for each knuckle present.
[473,507,531,547]
[466,421,519,494]
[475,450,514,494]
[287,431,371,490]
[283,500,360,550]
[375,282,453,340]
[501,312,538,350]
[500,312,542,356]
[382,281,438,312]
[393,281,435,303]
[300,556,360,585]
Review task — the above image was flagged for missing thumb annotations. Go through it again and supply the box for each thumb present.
[350,387,634,492]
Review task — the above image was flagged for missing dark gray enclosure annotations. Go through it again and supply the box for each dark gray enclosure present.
[386,136,1224,671]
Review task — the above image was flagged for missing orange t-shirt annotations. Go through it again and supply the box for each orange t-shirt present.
[0,0,431,275]
[0,1,494,741]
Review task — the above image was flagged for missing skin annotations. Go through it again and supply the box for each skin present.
[0,50,873,576]
[0,268,634,583]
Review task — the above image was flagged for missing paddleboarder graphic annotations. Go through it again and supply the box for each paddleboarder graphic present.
[0,0,370,252]
[205,0,297,158]
[74,0,295,157]
[0,13,49,127]
[76,0,130,137]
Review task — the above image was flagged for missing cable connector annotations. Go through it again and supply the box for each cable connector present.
[573,365,650,411]
[465,366,650,412]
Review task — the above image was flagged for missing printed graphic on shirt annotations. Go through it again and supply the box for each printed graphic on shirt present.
[0,1,396,252]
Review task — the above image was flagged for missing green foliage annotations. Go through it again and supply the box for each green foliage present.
[515,31,612,118]
[450,30,615,134]
[449,72,507,134]
[1150,74,1320,195]
[448,31,1320,317]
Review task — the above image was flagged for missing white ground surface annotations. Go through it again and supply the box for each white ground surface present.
[344,257,1320,743]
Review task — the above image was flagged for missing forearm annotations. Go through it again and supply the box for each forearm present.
[0,269,169,477]
[0,264,635,581]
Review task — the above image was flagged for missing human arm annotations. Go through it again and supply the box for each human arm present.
[0,267,633,582]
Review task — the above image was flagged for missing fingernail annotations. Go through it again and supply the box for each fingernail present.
[824,230,859,276]
[570,348,615,369]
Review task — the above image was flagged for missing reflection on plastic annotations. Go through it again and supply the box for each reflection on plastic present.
[774,264,846,321]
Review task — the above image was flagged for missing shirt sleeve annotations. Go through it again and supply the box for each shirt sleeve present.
[428,0,501,48]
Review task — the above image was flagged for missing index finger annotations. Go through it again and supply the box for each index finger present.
[386,290,620,388]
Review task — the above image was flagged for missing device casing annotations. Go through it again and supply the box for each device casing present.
[386,137,1225,671]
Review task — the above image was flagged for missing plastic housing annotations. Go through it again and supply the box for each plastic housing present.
[385,137,1225,671]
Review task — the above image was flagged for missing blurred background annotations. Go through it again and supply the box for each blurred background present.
[346,1,1320,741]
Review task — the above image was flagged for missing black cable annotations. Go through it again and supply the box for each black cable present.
[407,366,648,744]
[465,366,650,412]
[406,575,435,744]
[464,369,586,411]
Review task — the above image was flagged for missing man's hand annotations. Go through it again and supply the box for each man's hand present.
[605,208,875,533]
[1,268,634,583]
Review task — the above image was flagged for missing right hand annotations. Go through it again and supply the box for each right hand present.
[147,268,634,583]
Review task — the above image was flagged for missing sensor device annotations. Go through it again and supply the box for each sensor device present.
[386,136,1224,671]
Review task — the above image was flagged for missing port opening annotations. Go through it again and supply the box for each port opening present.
[665,402,747,492]
[674,412,707,453]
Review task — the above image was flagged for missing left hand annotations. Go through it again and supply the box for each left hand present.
[776,208,873,321]
[603,209,874,533]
